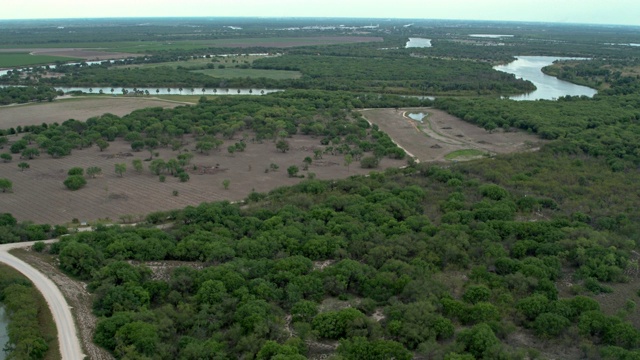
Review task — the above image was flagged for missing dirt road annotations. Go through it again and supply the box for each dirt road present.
[0,240,84,360]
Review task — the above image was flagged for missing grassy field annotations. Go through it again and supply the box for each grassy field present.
[0,53,79,68]
[444,149,488,160]
[193,68,302,79]
[0,264,60,360]
[0,37,382,53]
[115,55,263,70]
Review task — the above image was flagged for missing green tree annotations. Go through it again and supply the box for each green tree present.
[115,163,126,177]
[223,179,230,190]
[276,140,290,153]
[18,162,29,171]
[67,167,84,176]
[0,178,13,193]
[132,159,143,173]
[21,147,40,160]
[63,175,86,190]
[344,153,353,172]
[360,156,379,169]
[287,165,299,178]
[96,139,109,152]
[59,241,102,279]
[0,153,11,162]
[87,166,102,178]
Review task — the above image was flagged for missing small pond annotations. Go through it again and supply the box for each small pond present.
[469,34,514,38]
[406,38,432,48]
[407,112,427,122]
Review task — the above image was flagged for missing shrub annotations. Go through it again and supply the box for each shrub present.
[67,167,84,176]
[63,175,86,190]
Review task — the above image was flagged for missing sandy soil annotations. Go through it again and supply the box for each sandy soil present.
[0,48,141,61]
[360,108,545,162]
[0,134,404,225]
[0,97,185,129]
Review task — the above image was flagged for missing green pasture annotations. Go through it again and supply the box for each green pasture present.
[115,55,264,70]
[0,53,80,68]
[0,37,378,54]
[193,68,302,80]
[444,149,488,161]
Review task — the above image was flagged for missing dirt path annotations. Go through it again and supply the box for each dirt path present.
[0,240,87,360]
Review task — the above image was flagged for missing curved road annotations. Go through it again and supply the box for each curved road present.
[0,240,84,360]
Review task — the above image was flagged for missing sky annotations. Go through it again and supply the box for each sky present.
[1,0,639,26]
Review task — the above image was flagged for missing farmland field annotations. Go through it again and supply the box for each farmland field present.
[0,52,80,68]
[0,97,186,128]
[0,134,405,224]
[360,108,545,162]
[0,36,383,54]
[193,68,302,79]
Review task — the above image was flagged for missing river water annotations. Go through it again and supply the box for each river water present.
[494,56,597,100]
[0,305,8,360]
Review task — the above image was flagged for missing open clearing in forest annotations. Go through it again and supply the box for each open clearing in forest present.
[360,108,545,163]
[0,37,382,55]
[0,97,185,129]
[0,134,404,225]
[194,68,302,79]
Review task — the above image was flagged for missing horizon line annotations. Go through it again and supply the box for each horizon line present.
[0,16,638,28]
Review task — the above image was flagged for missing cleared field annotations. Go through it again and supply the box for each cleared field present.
[0,135,405,225]
[0,52,79,68]
[0,97,185,129]
[361,108,545,163]
[193,68,302,79]
[0,37,383,53]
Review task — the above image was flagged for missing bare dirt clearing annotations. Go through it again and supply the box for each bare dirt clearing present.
[0,135,404,225]
[0,48,140,61]
[360,108,545,162]
[0,97,184,129]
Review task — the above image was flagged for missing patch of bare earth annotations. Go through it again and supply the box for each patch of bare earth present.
[0,133,405,225]
[0,97,184,129]
[360,108,545,163]
[10,248,114,360]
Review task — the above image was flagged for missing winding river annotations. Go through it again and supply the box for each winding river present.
[494,56,597,100]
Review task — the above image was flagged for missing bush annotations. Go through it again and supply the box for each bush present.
[63,175,87,191]
[534,313,570,338]
[67,167,84,176]
[360,156,379,169]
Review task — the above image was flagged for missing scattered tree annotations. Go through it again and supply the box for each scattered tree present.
[223,179,230,190]
[96,139,109,152]
[18,162,29,171]
[87,166,102,178]
[276,140,290,153]
[63,175,86,191]
[287,165,299,178]
[0,178,13,193]
[115,163,126,177]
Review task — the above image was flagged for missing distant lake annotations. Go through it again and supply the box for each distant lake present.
[469,34,514,38]
[494,56,597,101]
[406,38,432,48]
[0,305,8,360]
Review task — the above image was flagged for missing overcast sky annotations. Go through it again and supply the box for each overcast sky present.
[1,0,638,26]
